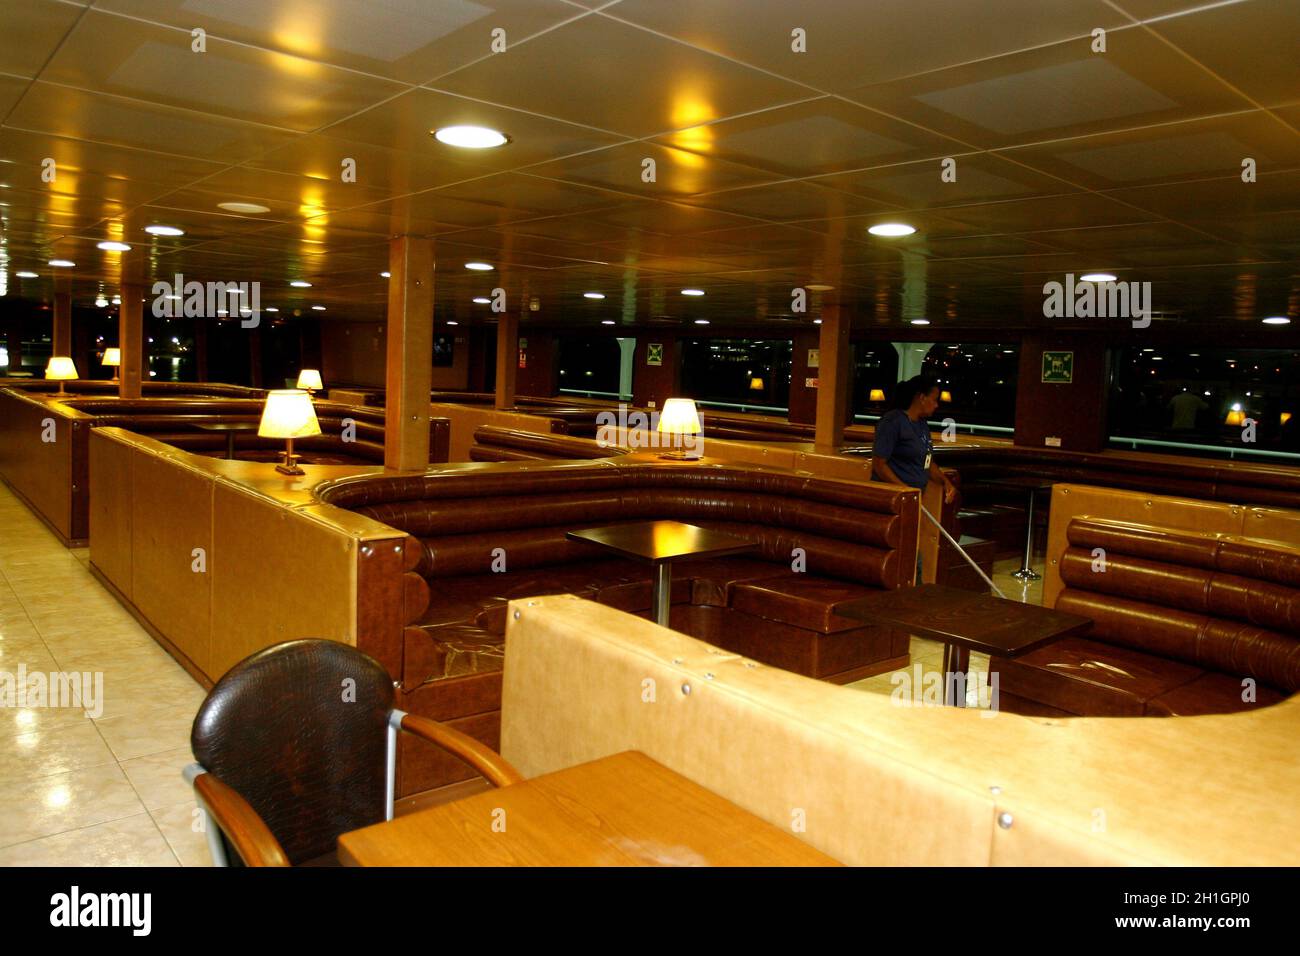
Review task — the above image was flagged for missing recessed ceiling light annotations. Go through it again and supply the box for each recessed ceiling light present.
[265,307,279,313]
[433,126,508,149]
[869,223,916,237]
[94,295,108,308]
[681,288,704,296]
[601,320,616,325]
[813,319,823,325]
[16,271,37,278]
[910,318,931,325]
[1080,273,1117,282]
[465,262,493,271]
[311,305,326,311]
[446,320,459,326]
[694,319,709,325]
[218,201,270,214]
[145,225,184,237]
[472,297,491,305]
[806,283,834,292]
[48,259,75,267]
[97,241,131,252]
[290,280,312,288]
[1263,316,1291,325]
[583,292,605,300]
[380,271,391,278]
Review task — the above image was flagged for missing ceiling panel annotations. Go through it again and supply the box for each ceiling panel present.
[96,0,590,86]
[0,0,84,81]
[432,13,812,137]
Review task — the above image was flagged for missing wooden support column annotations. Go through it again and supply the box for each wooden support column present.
[813,304,852,452]
[53,292,72,358]
[194,321,209,383]
[494,309,518,410]
[248,327,264,388]
[6,324,22,374]
[384,235,434,472]
[119,284,145,399]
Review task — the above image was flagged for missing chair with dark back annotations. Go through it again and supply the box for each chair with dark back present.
[183,639,523,867]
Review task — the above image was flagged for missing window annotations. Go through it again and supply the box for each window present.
[680,338,791,411]
[1109,347,1300,458]
[556,335,627,398]
[852,342,1018,430]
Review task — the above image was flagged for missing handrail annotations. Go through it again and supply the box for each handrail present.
[1107,434,1300,462]
[853,413,1015,436]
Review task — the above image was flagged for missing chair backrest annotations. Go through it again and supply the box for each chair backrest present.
[191,639,395,865]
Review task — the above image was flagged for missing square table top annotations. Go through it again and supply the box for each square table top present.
[192,420,260,432]
[337,751,839,867]
[837,583,1092,657]
[567,519,756,565]
[977,475,1057,493]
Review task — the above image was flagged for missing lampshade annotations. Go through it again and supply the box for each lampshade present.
[940,390,953,403]
[868,388,886,402]
[657,398,702,435]
[258,389,321,439]
[296,368,323,391]
[1282,412,1294,426]
[101,348,121,367]
[749,377,765,391]
[45,356,78,380]
[1225,406,1245,427]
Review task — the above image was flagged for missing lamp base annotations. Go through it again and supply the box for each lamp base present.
[657,450,701,461]
[275,448,305,476]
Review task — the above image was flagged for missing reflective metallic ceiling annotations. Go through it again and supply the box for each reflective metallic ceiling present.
[0,0,1297,329]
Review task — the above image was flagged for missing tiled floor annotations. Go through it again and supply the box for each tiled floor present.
[0,479,1046,865]
[0,483,208,866]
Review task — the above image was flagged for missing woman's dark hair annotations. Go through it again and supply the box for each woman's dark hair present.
[891,375,938,410]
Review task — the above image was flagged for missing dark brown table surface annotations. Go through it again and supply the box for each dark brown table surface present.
[567,519,756,564]
[837,583,1092,658]
[978,475,1056,493]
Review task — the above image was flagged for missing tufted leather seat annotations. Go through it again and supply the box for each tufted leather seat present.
[321,461,920,793]
[994,517,1300,716]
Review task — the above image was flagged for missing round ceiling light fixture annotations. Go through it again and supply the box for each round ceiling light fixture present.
[311,305,326,311]
[472,297,491,305]
[145,225,185,237]
[910,318,931,326]
[1080,272,1117,282]
[806,283,834,292]
[218,201,271,214]
[583,292,605,300]
[601,320,616,325]
[680,288,705,296]
[380,271,391,278]
[48,259,75,267]
[433,126,508,149]
[16,270,38,278]
[1263,316,1291,325]
[464,262,494,271]
[694,319,710,325]
[868,223,916,237]
[290,280,312,288]
[97,241,131,252]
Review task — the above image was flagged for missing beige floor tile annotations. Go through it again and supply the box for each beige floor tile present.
[94,669,205,721]
[94,702,197,761]
[0,762,146,848]
[149,801,213,867]
[0,702,92,741]
[0,720,117,779]
[120,746,196,811]
[0,645,62,674]
[0,812,179,866]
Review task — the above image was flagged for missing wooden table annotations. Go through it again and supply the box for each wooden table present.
[567,520,756,626]
[338,751,839,867]
[193,421,259,460]
[980,476,1056,582]
[838,584,1091,706]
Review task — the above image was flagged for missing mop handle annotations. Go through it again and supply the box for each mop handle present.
[920,505,1006,599]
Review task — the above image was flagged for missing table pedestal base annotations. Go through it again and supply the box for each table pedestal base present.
[653,564,672,627]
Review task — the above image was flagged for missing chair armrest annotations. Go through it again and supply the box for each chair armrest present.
[192,772,291,867]
[398,714,524,788]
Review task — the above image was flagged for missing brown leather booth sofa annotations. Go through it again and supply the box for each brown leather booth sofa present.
[468,425,625,461]
[3,379,267,398]
[997,516,1299,717]
[0,385,449,543]
[318,460,919,793]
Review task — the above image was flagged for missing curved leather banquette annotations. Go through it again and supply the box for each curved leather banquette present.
[319,460,920,792]
[996,517,1300,717]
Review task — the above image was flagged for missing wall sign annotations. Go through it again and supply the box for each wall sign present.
[1041,350,1074,384]
[646,343,664,367]
[807,348,820,369]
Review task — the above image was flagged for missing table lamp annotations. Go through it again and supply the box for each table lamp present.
[45,356,78,397]
[940,389,953,403]
[258,389,321,475]
[102,348,121,381]
[1225,405,1245,427]
[657,397,702,461]
[296,368,323,395]
[749,376,765,391]
[868,388,886,403]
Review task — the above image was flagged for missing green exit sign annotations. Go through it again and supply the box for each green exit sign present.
[1041,351,1074,384]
